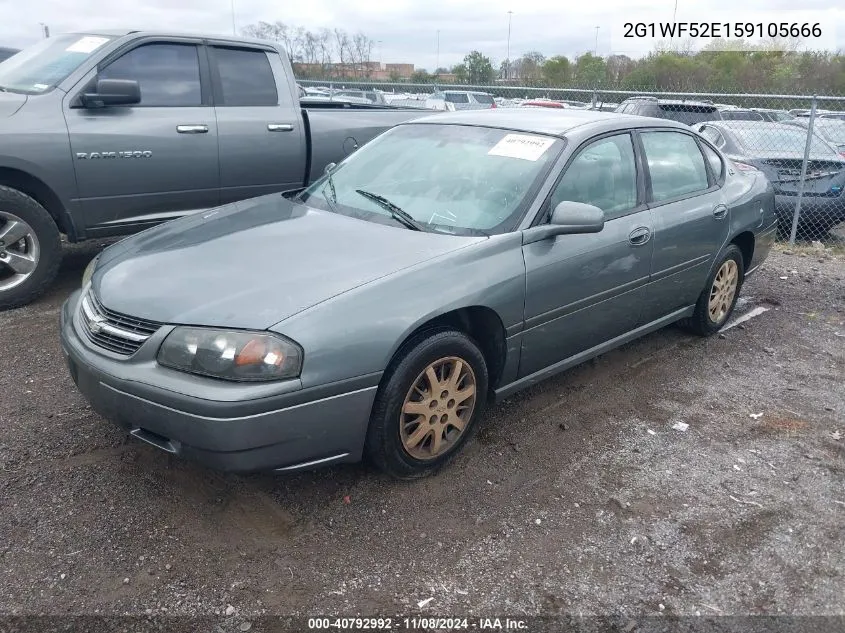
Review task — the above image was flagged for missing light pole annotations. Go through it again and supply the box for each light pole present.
[377,40,383,67]
[436,30,440,74]
[594,26,600,56]
[230,0,236,35]
[506,11,513,81]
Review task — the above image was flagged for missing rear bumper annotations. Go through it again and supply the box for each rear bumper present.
[775,194,845,224]
[747,222,777,276]
[59,291,378,473]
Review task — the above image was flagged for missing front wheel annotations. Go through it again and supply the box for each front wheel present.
[365,329,489,479]
[0,186,62,310]
[681,244,745,337]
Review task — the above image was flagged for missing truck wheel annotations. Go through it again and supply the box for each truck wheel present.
[0,186,62,310]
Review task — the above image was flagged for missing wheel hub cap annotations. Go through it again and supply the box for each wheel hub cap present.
[709,259,738,324]
[399,356,477,461]
[0,211,40,293]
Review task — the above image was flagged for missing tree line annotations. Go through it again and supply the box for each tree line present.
[241,21,845,94]
[241,21,376,78]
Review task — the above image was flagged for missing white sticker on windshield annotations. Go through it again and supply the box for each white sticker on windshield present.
[65,36,110,54]
[488,133,555,161]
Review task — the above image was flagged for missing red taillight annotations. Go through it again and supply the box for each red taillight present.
[491,101,497,108]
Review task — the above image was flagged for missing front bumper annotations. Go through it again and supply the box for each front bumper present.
[59,290,379,473]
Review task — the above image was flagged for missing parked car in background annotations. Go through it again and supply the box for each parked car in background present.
[0,46,19,62]
[615,96,720,125]
[695,121,845,233]
[332,90,388,106]
[520,99,566,109]
[0,30,427,309]
[783,118,845,156]
[425,90,496,111]
[719,108,794,123]
[61,109,775,479]
[820,112,845,122]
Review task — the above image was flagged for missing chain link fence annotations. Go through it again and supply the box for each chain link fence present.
[300,79,845,243]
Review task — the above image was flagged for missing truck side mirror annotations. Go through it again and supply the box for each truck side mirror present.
[81,79,141,108]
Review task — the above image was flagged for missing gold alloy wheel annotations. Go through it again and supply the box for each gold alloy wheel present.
[708,259,739,324]
[399,356,477,461]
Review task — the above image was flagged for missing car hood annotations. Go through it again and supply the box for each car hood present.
[92,194,483,330]
[0,91,26,117]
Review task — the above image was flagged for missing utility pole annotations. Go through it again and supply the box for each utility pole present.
[594,26,600,55]
[436,30,440,74]
[506,11,513,81]
[230,0,236,35]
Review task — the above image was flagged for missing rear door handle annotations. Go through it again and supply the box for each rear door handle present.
[268,123,294,132]
[628,226,652,246]
[713,204,728,220]
[176,124,208,134]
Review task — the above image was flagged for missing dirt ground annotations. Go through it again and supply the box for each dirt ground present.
[0,240,843,629]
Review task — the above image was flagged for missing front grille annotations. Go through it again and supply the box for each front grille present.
[79,291,162,356]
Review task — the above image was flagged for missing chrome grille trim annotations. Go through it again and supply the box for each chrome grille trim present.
[79,291,162,356]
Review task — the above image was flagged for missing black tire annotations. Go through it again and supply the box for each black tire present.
[0,186,62,310]
[681,244,745,337]
[365,328,489,479]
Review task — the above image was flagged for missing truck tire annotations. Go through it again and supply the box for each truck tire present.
[0,186,62,310]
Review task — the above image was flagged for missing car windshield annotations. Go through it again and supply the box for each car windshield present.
[732,126,838,155]
[473,93,494,105]
[299,124,562,235]
[0,33,114,94]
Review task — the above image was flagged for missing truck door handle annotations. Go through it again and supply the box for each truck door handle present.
[176,125,208,134]
[268,123,294,132]
[628,226,651,246]
[713,204,728,220]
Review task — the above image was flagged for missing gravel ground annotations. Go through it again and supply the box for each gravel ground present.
[0,240,843,629]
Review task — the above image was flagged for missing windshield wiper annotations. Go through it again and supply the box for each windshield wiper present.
[355,189,424,231]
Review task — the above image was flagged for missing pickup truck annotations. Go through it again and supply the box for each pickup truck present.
[0,30,427,309]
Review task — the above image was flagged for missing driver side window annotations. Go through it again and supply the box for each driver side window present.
[550,133,638,221]
[98,43,202,107]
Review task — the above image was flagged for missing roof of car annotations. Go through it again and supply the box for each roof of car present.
[407,108,691,137]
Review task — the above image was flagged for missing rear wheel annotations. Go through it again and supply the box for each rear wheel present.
[0,186,62,310]
[681,244,744,337]
[365,329,489,479]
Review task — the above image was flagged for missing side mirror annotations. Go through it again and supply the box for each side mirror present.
[324,162,337,176]
[523,201,605,245]
[81,78,141,108]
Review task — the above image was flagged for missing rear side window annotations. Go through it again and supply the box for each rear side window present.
[99,43,201,107]
[700,143,724,181]
[641,131,710,202]
[212,47,277,106]
[699,125,726,148]
[472,93,495,105]
[445,92,469,104]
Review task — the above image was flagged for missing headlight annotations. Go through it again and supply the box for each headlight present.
[81,255,99,288]
[157,328,302,382]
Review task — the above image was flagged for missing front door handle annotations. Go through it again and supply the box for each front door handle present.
[268,123,294,132]
[176,124,208,134]
[713,204,729,220]
[628,226,652,246]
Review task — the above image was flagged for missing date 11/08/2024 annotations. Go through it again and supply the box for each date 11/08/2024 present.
[308,617,528,630]
[623,22,822,39]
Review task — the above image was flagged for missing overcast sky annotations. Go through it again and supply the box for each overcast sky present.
[1,0,843,70]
